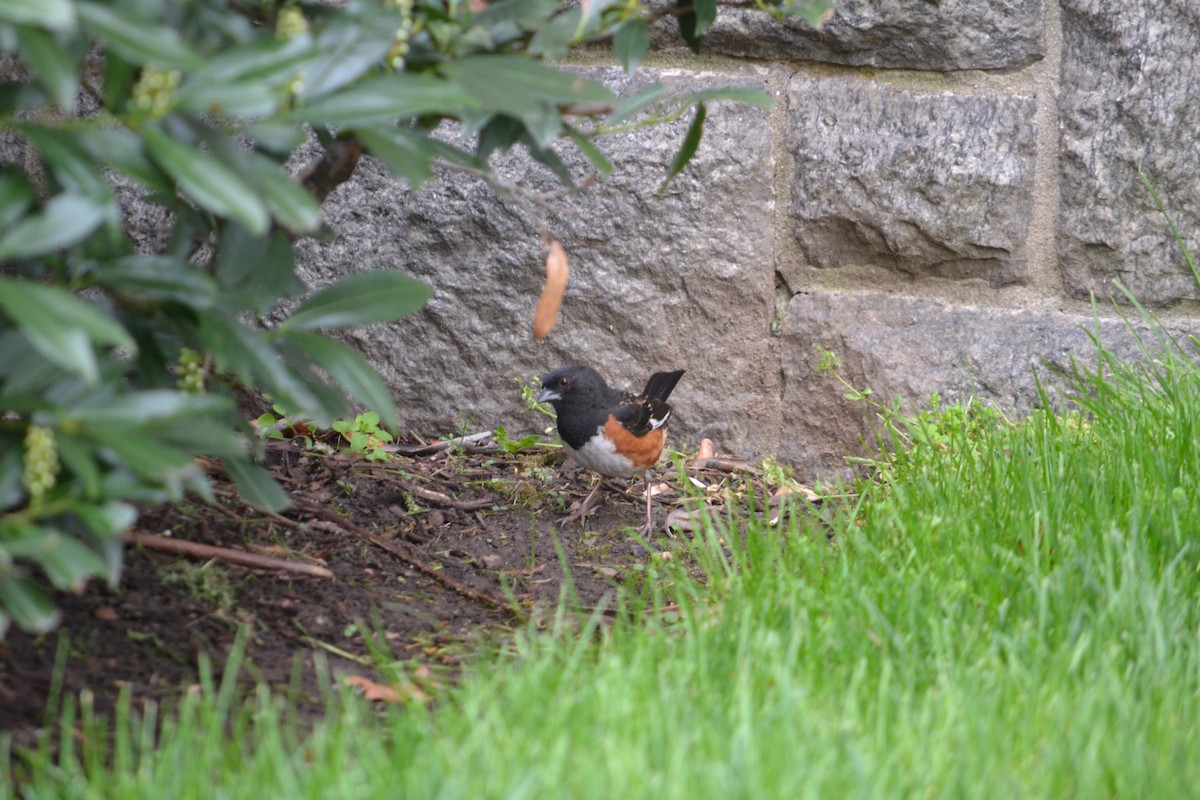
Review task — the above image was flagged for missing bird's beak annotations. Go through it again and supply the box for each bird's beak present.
[537,388,561,404]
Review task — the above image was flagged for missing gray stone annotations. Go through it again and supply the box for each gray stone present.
[786,77,1038,287]
[296,65,781,456]
[651,0,1044,72]
[1057,0,1200,306]
[779,290,1197,476]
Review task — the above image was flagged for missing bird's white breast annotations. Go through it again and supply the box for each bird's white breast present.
[563,432,637,478]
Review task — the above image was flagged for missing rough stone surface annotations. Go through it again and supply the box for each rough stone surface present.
[651,0,1044,72]
[295,66,781,456]
[780,290,1199,476]
[1057,0,1200,306]
[786,77,1038,287]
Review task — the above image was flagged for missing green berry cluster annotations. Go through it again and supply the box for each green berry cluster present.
[386,0,415,71]
[277,6,310,39]
[130,65,181,119]
[23,425,60,502]
[177,347,206,393]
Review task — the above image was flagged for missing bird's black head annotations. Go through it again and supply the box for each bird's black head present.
[537,365,608,407]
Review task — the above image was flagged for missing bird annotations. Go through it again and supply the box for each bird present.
[537,365,685,533]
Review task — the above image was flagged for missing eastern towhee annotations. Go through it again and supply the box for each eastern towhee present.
[537,365,685,532]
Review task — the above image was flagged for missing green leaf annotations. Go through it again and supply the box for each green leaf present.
[224,457,291,513]
[605,84,668,127]
[354,126,437,190]
[57,435,103,499]
[190,35,316,86]
[613,19,650,75]
[576,0,619,37]
[73,501,138,539]
[565,127,613,175]
[0,170,36,230]
[0,573,61,634]
[5,527,108,591]
[301,16,394,99]
[676,0,702,53]
[215,225,302,313]
[443,55,614,147]
[18,124,112,199]
[247,154,323,235]
[198,312,325,416]
[444,55,614,107]
[0,277,136,384]
[692,0,718,32]
[281,272,433,332]
[0,0,76,31]
[82,128,173,193]
[476,115,526,161]
[175,80,280,119]
[282,332,398,430]
[0,449,22,510]
[142,125,270,236]
[0,192,107,260]
[93,256,219,309]
[72,390,232,427]
[76,2,202,69]
[17,26,80,113]
[659,102,706,195]
[675,87,773,109]
[87,426,200,484]
[287,74,479,127]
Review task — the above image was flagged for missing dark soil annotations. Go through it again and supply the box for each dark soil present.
[1,434,798,751]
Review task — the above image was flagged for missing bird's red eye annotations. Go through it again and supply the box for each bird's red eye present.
[559,377,570,387]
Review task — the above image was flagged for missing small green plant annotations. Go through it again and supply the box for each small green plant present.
[519,377,557,423]
[332,412,394,462]
[160,560,236,612]
[493,425,542,455]
[815,347,1010,487]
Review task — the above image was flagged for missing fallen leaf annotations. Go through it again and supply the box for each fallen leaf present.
[344,674,429,705]
[594,566,619,578]
[665,507,713,532]
[532,239,569,340]
[95,607,119,622]
[481,554,503,569]
[695,438,715,460]
[771,484,820,505]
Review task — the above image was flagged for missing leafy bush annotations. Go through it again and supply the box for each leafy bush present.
[0,0,831,637]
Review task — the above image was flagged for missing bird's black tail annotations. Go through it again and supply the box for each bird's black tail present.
[641,370,685,401]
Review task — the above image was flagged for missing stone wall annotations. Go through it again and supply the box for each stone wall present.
[299,0,1200,476]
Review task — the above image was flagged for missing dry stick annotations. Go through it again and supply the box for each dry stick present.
[380,476,495,511]
[125,531,334,579]
[385,430,495,456]
[292,497,515,615]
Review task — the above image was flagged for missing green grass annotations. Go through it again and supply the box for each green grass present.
[8,321,1200,799]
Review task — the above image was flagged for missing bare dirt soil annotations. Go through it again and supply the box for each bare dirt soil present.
[1,434,801,751]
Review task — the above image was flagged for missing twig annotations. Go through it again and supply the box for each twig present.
[692,457,757,474]
[125,531,334,579]
[382,477,496,511]
[386,430,494,456]
[292,498,516,615]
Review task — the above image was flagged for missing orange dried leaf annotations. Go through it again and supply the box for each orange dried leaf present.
[344,674,429,705]
[532,240,569,340]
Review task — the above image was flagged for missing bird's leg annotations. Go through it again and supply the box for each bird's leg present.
[640,470,655,535]
[558,477,603,527]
